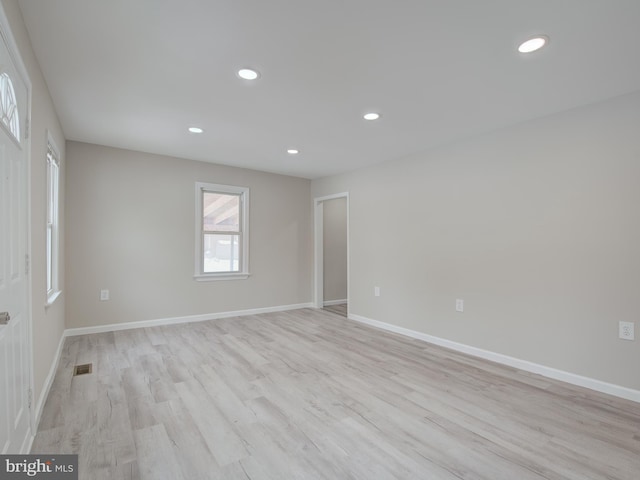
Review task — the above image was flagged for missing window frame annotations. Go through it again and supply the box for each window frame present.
[194,182,250,281]
[46,133,61,305]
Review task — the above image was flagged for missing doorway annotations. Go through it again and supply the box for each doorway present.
[314,193,348,317]
[0,7,33,454]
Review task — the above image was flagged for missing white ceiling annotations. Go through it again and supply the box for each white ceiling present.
[17,0,640,179]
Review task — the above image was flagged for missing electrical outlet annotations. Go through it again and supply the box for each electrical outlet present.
[619,321,634,341]
[456,299,464,312]
[374,286,380,297]
[100,289,110,301]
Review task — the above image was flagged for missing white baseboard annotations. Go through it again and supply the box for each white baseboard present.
[20,430,32,455]
[29,331,66,452]
[349,313,640,404]
[64,302,314,337]
[323,299,347,306]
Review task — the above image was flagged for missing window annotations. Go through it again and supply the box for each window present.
[0,72,20,142]
[46,137,60,303]
[195,182,249,280]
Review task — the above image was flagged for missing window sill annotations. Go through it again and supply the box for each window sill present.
[194,273,251,282]
[46,290,62,308]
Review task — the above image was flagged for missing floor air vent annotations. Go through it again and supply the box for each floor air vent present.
[73,363,93,376]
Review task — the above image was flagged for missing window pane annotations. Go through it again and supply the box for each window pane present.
[203,234,240,273]
[0,73,20,142]
[203,192,239,232]
[46,226,52,292]
[47,164,54,224]
[46,141,60,295]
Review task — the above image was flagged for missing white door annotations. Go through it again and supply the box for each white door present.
[0,20,31,454]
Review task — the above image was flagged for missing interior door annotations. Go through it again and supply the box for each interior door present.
[0,21,31,454]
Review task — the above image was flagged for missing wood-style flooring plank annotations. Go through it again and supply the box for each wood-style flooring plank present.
[133,424,184,480]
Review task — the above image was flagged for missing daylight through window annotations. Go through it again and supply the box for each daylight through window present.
[0,72,20,142]
[46,139,60,300]
[195,182,249,280]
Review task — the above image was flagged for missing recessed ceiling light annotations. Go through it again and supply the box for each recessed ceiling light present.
[188,127,204,133]
[287,149,299,155]
[363,112,380,121]
[518,35,548,53]
[238,68,260,80]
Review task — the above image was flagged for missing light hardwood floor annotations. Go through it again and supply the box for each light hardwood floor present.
[32,308,640,479]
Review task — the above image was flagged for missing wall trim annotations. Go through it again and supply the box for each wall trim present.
[323,299,347,306]
[28,331,66,452]
[349,313,640,404]
[65,303,314,337]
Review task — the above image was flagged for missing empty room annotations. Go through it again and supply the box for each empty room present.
[1,0,639,479]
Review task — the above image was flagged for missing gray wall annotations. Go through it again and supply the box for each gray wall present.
[323,197,347,303]
[2,0,67,409]
[312,91,640,390]
[65,142,312,328]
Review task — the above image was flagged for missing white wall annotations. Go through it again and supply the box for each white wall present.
[323,197,347,303]
[65,142,312,328]
[2,0,66,410]
[312,90,640,391]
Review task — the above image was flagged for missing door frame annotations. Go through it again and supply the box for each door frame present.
[313,192,349,314]
[0,2,34,451]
